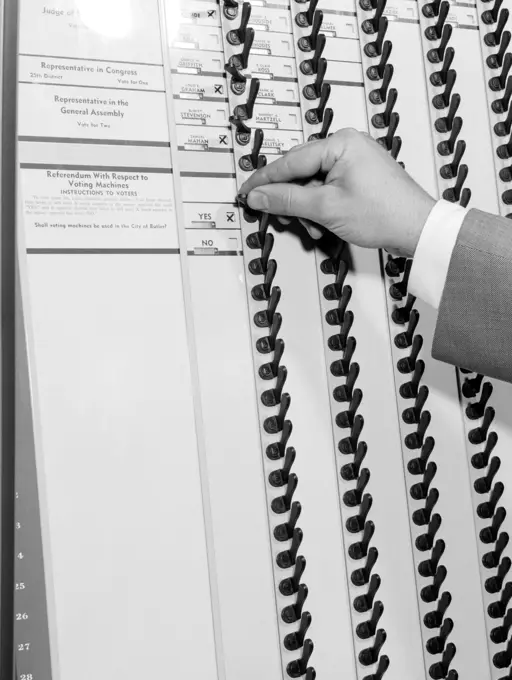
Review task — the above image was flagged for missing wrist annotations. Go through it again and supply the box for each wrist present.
[406,193,436,258]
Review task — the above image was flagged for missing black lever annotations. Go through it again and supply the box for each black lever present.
[498,128,512,159]
[437,117,463,156]
[376,111,399,151]
[466,381,493,419]
[397,334,423,374]
[284,611,312,651]
[393,292,417,325]
[432,69,456,109]
[440,139,466,179]
[305,82,331,124]
[419,538,445,577]
[487,30,511,68]
[223,0,240,20]
[400,359,425,399]
[478,481,504,520]
[229,27,255,70]
[471,430,498,469]
[483,0,504,23]
[362,0,387,34]
[423,0,442,17]
[427,617,454,655]
[369,64,394,105]
[308,108,334,140]
[474,456,501,495]
[367,40,392,80]
[274,500,302,542]
[362,655,389,680]
[298,9,323,51]
[486,557,511,595]
[286,638,314,678]
[442,164,468,203]
[351,547,379,586]
[468,406,495,445]
[490,52,512,92]
[239,128,266,171]
[225,62,247,95]
[424,591,452,629]
[493,74,512,113]
[279,556,306,596]
[296,0,320,27]
[359,628,387,666]
[485,8,509,46]
[303,57,327,99]
[435,93,461,133]
[427,23,453,63]
[430,47,455,86]
[408,436,435,475]
[300,33,326,75]
[226,2,251,44]
[481,506,507,544]
[343,467,370,507]
[425,0,449,39]
[233,77,260,120]
[421,563,447,603]
[364,17,388,57]
[353,573,381,613]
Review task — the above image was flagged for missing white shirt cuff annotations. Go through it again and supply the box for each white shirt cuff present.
[408,199,468,309]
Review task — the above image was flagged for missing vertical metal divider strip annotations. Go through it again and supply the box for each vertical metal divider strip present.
[475,2,511,218]
[463,5,512,676]
[290,6,390,680]
[219,5,328,677]
[2,0,17,676]
[417,6,507,680]
[354,4,473,679]
[156,4,227,679]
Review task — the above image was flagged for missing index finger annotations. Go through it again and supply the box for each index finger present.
[239,138,328,194]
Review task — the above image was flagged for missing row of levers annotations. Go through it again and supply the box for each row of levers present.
[16,0,512,679]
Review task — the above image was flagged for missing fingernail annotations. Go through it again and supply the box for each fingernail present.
[247,190,269,211]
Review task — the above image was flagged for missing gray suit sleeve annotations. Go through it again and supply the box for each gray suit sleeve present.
[432,208,512,383]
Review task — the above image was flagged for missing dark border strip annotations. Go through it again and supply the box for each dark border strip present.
[187,250,242,256]
[27,248,181,255]
[20,163,172,172]
[19,81,164,94]
[180,171,236,178]
[19,52,163,67]
[18,136,170,147]
[1,0,17,675]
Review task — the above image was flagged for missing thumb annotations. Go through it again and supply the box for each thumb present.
[247,183,329,223]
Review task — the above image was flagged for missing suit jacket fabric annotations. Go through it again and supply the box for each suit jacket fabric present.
[433,208,512,383]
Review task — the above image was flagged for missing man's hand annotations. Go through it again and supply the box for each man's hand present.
[239,128,436,258]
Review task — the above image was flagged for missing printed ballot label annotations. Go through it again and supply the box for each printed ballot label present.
[183,203,240,230]
[176,126,234,152]
[171,73,228,101]
[19,55,165,91]
[21,167,179,249]
[20,0,163,64]
[18,83,170,143]
[173,100,230,128]
[170,49,225,75]
[170,25,223,52]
